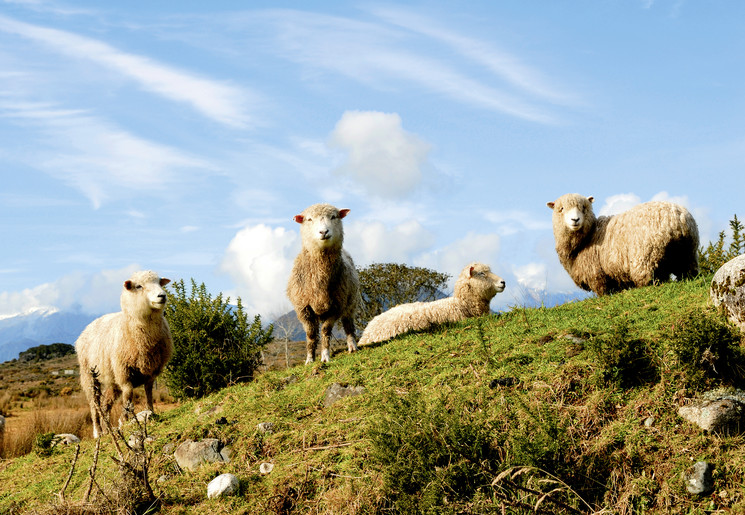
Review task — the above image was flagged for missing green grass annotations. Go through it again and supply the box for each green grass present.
[4,275,745,514]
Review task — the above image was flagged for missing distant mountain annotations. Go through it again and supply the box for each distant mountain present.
[0,309,98,363]
[510,288,592,310]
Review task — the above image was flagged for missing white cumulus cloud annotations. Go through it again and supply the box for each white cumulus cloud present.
[329,110,431,198]
[344,219,435,265]
[220,224,299,317]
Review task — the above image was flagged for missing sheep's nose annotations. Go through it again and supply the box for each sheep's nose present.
[571,217,580,224]
[319,229,330,239]
[157,294,166,302]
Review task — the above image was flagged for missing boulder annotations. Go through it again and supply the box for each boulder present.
[678,396,745,435]
[174,438,231,471]
[682,461,714,496]
[53,434,81,446]
[207,473,240,499]
[324,383,365,407]
[710,254,745,332]
[257,422,275,435]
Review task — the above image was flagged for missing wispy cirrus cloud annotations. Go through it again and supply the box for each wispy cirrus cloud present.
[256,9,571,124]
[0,99,210,208]
[0,14,257,128]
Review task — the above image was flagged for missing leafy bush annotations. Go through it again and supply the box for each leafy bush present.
[669,310,744,390]
[587,318,658,388]
[164,279,273,399]
[699,214,744,275]
[356,263,450,330]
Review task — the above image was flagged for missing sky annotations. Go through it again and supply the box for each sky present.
[1,0,744,321]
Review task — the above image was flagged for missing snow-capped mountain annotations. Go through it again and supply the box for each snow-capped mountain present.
[0,309,98,363]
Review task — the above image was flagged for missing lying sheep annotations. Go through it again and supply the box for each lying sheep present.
[358,262,505,346]
[286,203,360,363]
[75,270,173,438]
[547,193,699,296]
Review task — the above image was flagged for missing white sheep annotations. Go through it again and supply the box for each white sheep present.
[358,262,505,346]
[547,193,699,296]
[286,203,360,364]
[75,270,173,438]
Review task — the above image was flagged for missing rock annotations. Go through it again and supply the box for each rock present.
[643,416,655,427]
[257,422,275,434]
[0,415,5,433]
[53,434,80,446]
[162,442,176,455]
[135,410,153,423]
[324,382,365,407]
[207,473,240,499]
[682,461,714,495]
[710,254,745,332]
[678,397,745,435]
[259,463,274,475]
[174,438,231,471]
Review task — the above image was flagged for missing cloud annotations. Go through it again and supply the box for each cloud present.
[597,193,641,216]
[260,10,562,123]
[0,264,139,318]
[483,209,552,235]
[415,232,502,287]
[329,111,431,198]
[220,224,299,317]
[1,101,209,207]
[0,14,256,127]
[344,218,436,265]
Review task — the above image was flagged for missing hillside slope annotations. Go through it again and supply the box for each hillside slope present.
[3,276,744,514]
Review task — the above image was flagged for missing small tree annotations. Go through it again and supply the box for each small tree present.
[164,279,273,399]
[356,263,450,330]
[699,214,744,275]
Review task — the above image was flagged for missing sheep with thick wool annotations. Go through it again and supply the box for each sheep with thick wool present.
[75,270,173,438]
[287,203,360,364]
[547,193,699,296]
[358,262,505,346]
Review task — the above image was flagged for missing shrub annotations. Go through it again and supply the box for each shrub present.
[356,263,450,330]
[587,318,658,388]
[699,214,744,275]
[165,279,273,399]
[669,310,744,390]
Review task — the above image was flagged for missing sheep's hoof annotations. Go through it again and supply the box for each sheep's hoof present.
[305,355,314,365]
[320,349,330,362]
[348,342,358,353]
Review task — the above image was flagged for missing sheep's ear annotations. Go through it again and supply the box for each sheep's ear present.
[293,215,304,224]
[160,278,171,287]
[587,196,594,203]
[469,266,476,277]
[338,209,350,219]
[546,202,555,210]
[124,280,134,291]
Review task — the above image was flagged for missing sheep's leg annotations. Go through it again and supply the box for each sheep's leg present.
[118,382,135,428]
[341,316,358,353]
[80,371,102,438]
[144,377,155,413]
[320,319,335,362]
[298,307,319,364]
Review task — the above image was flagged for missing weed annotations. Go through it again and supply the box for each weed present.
[587,317,659,388]
[669,310,745,390]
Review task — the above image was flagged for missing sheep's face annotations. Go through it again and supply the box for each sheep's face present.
[294,204,349,251]
[121,271,171,317]
[457,263,506,301]
[547,194,595,234]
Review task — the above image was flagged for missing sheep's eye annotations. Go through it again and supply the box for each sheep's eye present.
[558,207,564,213]
[331,215,337,220]
[136,284,143,290]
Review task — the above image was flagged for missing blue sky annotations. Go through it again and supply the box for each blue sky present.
[1,0,743,320]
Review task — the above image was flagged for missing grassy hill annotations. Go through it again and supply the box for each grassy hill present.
[1,275,744,514]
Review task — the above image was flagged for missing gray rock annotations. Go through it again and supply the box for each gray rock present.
[324,382,365,407]
[53,433,80,446]
[678,398,745,435]
[207,473,240,499]
[174,438,230,471]
[259,463,274,475]
[135,410,153,423]
[643,416,655,427]
[162,442,176,455]
[710,254,745,332]
[257,422,274,434]
[682,461,714,495]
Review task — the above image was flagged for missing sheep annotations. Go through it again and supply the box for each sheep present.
[286,203,360,364]
[547,193,699,296]
[75,270,173,438]
[358,262,505,346]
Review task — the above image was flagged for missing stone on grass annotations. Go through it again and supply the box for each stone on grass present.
[324,382,364,407]
[710,254,745,332]
[174,438,231,471]
[207,473,240,499]
[682,461,714,496]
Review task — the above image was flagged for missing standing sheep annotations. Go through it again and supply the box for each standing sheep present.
[75,270,173,438]
[358,262,505,346]
[547,193,699,296]
[287,203,360,364]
